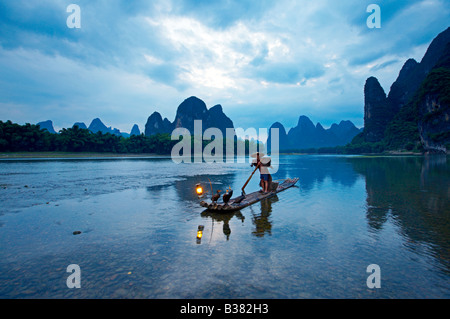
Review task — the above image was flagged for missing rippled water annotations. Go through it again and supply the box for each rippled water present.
[0,155,449,298]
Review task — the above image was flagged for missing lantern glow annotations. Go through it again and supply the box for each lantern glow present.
[195,183,203,196]
[196,225,204,243]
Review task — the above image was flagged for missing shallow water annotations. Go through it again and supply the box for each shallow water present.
[0,155,449,298]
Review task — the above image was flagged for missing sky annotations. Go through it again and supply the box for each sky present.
[0,0,449,138]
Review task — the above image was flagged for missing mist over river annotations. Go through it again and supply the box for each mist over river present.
[0,155,449,298]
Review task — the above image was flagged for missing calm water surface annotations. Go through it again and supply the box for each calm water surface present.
[0,155,449,298]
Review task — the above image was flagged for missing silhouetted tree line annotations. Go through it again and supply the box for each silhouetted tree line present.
[0,121,262,155]
[0,121,175,154]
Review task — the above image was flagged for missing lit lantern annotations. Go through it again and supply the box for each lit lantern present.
[197,225,204,243]
[195,183,204,196]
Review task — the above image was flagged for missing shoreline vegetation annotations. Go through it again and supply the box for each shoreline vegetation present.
[0,152,166,159]
[1,120,447,159]
[0,150,430,159]
[0,120,263,158]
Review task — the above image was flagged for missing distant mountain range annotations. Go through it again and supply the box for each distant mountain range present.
[86,118,128,137]
[143,96,361,152]
[267,116,361,152]
[36,96,361,152]
[37,119,141,138]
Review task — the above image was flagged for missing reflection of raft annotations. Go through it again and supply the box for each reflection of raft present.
[200,178,299,212]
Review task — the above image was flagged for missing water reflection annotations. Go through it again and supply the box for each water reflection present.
[194,155,450,274]
[348,155,450,273]
[1,155,449,298]
[250,195,278,237]
[276,155,359,193]
[172,173,238,203]
[201,210,245,240]
[200,195,279,240]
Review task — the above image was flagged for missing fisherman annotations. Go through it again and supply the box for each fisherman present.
[251,152,272,193]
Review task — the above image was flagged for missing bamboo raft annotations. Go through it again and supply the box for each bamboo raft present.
[200,178,299,212]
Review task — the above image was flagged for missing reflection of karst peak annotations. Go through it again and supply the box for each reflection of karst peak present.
[276,156,359,193]
[347,155,450,272]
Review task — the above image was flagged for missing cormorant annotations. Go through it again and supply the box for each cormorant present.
[211,190,221,204]
[222,187,233,204]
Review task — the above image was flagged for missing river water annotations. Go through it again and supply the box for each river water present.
[0,155,449,298]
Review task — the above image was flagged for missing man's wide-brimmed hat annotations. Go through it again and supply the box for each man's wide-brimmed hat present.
[250,152,265,158]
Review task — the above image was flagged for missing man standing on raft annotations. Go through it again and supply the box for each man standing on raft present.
[251,152,272,193]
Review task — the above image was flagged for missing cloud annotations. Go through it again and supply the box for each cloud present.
[250,61,326,85]
[0,1,73,41]
[0,0,449,134]
[171,0,275,29]
[370,59,400,72]
[345,0,450,66]
[0,46,182,131]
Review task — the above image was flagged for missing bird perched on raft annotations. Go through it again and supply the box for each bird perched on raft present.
[222,187,233,205]
[211,190,221,204]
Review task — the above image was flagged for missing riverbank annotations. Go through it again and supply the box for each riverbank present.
[1,150,444,159]
[0,151,434,160]
[279,151,425,156]
[0,152,166,159]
